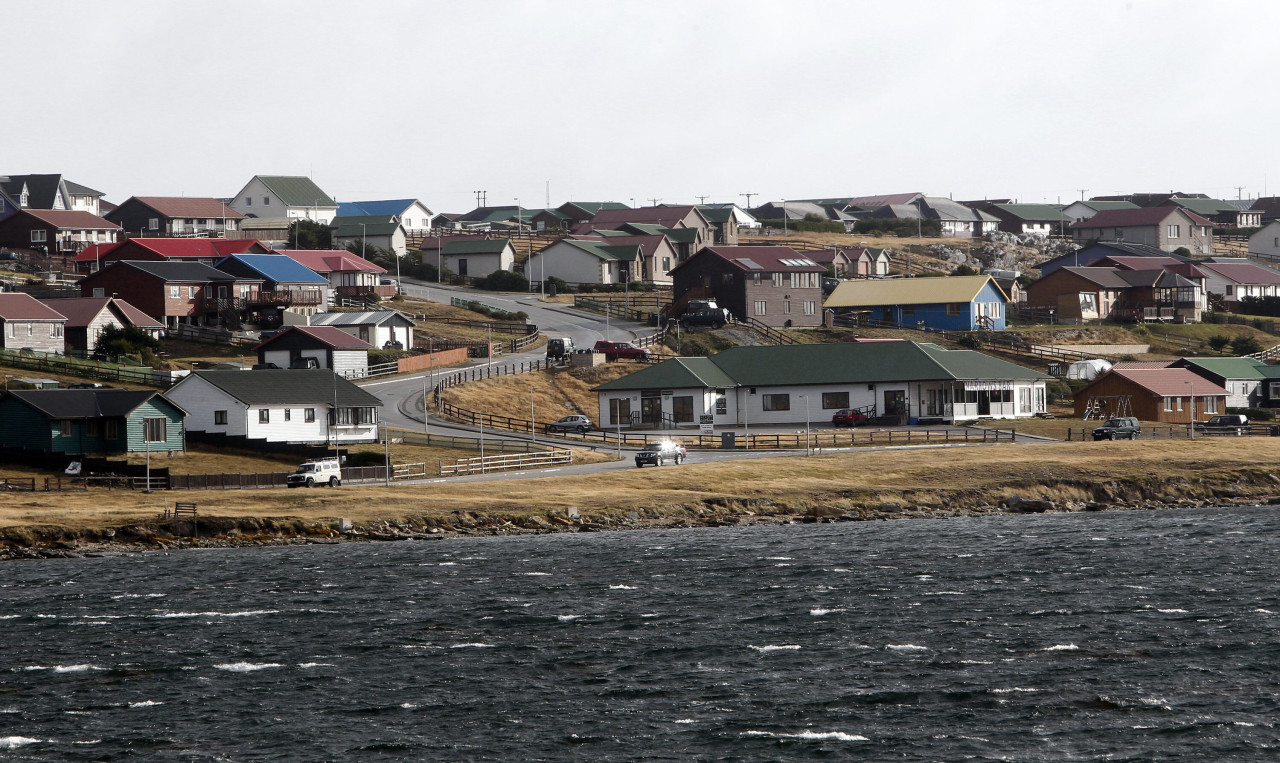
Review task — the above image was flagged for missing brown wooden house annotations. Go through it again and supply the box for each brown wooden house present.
[1073,366,1228,423]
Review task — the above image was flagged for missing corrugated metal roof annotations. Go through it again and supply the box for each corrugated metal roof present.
[280,250,385,274]
[180,370,381,407]
[310,310,415,328]
[0,293,68,321]
[255,176,337,207]
[825,275,1003,308]
[3,389,182,418]
[1108,367,1229,397]
[217,253,327,283]
[127,197,243,220]
[1177,357,1268,380]
[1198,262,1280,285]
[256,325,373,351]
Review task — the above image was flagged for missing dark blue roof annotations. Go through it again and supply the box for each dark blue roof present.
[336,199,418,217]
[215,253,327,283]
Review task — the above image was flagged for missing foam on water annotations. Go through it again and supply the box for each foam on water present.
[741,730,869,742]
[449,643,495,648]
[809,608,844,616]
[886,644,929,652]
[154,610,279,619]
[0,737,43,749]
[128,701,162,708]
[1158,608,1190,614]
[297,663,335,668]
[749,645,801,653]
[556,615,581,622]
[1043,644,1079,651]
[609,585,636,590]
[520,572,552,576]
[213,662,282,672]
[53,665,102,673]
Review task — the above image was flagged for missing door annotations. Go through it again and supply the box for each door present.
[641,393,663,424]
[672,396,693,423]
[884,390,907,425]
[458,258,468,276]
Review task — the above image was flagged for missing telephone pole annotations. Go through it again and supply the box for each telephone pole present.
[1236,186,1246,200]
[1077,189,1089,201]
[740,192,757,208]
[647,197,661,207]
[695,194,709,204]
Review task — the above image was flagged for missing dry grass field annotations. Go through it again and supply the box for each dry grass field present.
[5,438,1279,531]
[441,363,639,423]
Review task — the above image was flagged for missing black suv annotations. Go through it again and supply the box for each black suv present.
[1092,417,1141,440]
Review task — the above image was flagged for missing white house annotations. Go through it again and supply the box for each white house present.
[593,341,1050,428]
[1197,260,1280,307]
[1061,200,1140,225]
[1248,219,1280,260]
[166,369,382,445]
[336,199,434,233]
[419,238,516,279]
[331,215,409,258]
[309,309,416,350]
[525,238,643,286]
[255,325,373,378]
[228,176,338,224]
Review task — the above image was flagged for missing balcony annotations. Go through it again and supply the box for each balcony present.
[247,290,324,307]
[335,284,397,298]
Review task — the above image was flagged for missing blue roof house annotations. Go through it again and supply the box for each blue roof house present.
[824,275,1010,331]
[335,199,434,231]
[214,253,331,316]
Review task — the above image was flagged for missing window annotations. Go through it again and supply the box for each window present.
[244,196,252,206]
[1226,285,1234,296]
[205,286,212,299]
[169,286,180,299]
[672,396,694,423]
[30,230,46,243]
[85,421,100,438]
[284,408,292,421]
[609,398,631,425]
[51,324,62,338]
[334,407,378,426]
[143,417,167,443]
[762,393,790,411]
[1034,387,1045,412]
[771,273,782,287]
[259,409,270,424]
[783,301,791,314]
[1176,396,1183,412]
[1164,397,1173,412]
[721,273,733,284]
[754,301,766,315]
[214,410,228,425]
[263,196,270,205]
[56,420,72,437]
[148,218,159,230]
[714,395,727,414]
[804,300,816,316]
[1019,388,1031,414]
[188,286,197,299]
[92,288,105,297]
[821,392,849,409]
[1203,396,1218,414]
[902,306,915,316]
[662,257,671,271]
[305,408,316,423]
[1168,225,1180,238]
[946,303,963,316]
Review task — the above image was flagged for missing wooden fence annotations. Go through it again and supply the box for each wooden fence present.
[0,348,160,387]
[440,449,574,476]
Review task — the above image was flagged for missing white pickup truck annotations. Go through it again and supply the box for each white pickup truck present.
[286,458,342,488]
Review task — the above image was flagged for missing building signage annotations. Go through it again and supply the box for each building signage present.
[699,414,714,435]
[964,381,1013,391]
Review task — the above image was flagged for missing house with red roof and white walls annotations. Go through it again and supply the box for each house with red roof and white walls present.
[72,237,271,274]
[1197,260,1280,311]
[105,196,244,238]
[277,249,392,301]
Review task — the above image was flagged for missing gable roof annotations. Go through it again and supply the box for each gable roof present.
[1072,206,1212,229]
[1175,357,1269,380]
[253,176,337,207]
[1093,367,1229,398]
[279,249,386,274]
[19,209,119,229]
[215,253,327,283]
[116,197,244,220]
[438,238,514,255]
[331,215,404,237]
[87,260,250,283]
[990,203,1070,222]
[309,310,416,328]
[842,192,925,209]
[587,205,706,229]
[37,297,163,329]
[594,341,1047,391]
[1163,197,1236,217]
[2,389,184,419]
[670,246,825,275]
[335,199,430,218]
[255,325,374,351]
[0,174,65,209]
[825,275,1005,308]
[1069,200,1141,212]
[0,293,68,321]
[179,370,381,407]
[1197,261,1280,286]
[546,238,639,262]
[72,237,265,262]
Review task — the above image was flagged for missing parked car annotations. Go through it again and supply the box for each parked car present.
[1195,414,1249,435]
[288,357,320,370]
[286,458,342,488]
[251,362,282,370]
[546,414,593,434]
[593,340,652,362]
[547,336,575,360]
[635,440,686,467]
[831,408,869,427]
[1092,417,1141,440]
[679,308,727,328]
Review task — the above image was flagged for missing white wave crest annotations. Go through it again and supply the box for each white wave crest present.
[297,663,335,668]
[400,703,417,709]
[128,700,163,708]
[213,662,282,672]
[54,665,103,673]
[809,608,844,616]
[556,615,581,622]
[741,730,868,742]
[154,610,279,619]
[1157,608,1189,614]
[609,585,636,590]
[1043,644,1079,651]
[449,643,495,649]
[0,737,43,749]
[749,645,801,653]
[110,593,166,600]
[1255,608,1275,614]
[673,718,695,724]
[0,615,19,620]
[520,572,552,576]
[990,687,1039,694]
[886,644,929,652]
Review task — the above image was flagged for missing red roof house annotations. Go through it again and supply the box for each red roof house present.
[72,237,270,273]
[1073,366,1228,423]
[1071,207,1214,254]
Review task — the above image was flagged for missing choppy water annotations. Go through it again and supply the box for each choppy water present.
[3,506,1280,760]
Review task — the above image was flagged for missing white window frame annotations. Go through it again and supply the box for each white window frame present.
[169,286,180,299]
[30,229,46,243]
[754,301,766,316]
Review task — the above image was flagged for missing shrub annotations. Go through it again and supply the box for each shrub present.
[955,333,983,349]
[1238,295,1280,317]
[1231,407,1274,421]
[951,264,978,276]
[1230,335,1263,355]
[546,276,573,294]
[1208,335,1232,352]
[852,218,943,237]
[477,269,529,292]
[94,325,160,363]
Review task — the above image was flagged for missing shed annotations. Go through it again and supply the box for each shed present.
[255,325,373,377]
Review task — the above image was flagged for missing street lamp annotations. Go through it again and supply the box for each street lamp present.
[360,222,367,259]
[798,394,811,456]
[436,235,443,283]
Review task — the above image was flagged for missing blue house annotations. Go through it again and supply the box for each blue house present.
[214,253,331,315]
[824,274,1009,330]
[0,389,187,455]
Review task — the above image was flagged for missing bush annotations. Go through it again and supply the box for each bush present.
[1208,335,1232,352]
[1238,296,1280,317]
[1230,335,1263,355]
[852,218,943,237]
[955,333,983,349]
[546,276,573,294]
[94,325,160,363]
[951,264,978,276]
[1231,407,1275,421]
[477,269,529,292]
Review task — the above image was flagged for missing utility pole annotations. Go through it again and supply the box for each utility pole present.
[741,192,757,208]
[474,190,484,208]
[648,198,661,207]
[695,194,709,204]
[1077,189,1089,201]
[1236,186,1246,200]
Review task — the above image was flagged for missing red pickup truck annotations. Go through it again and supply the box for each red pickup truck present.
[594,340,653,361]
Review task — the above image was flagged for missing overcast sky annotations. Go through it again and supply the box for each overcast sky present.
[10,1,1279,212]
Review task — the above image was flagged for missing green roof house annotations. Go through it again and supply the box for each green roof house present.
[419,238,516,279]
[0,389,187,455]
[1170,356,1272,409]
[330,214,409,258]
[527,238,644,286]
[593,340,1050,428]
[229,175,339,224]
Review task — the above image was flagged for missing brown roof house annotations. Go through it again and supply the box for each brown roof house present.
[105,196,244,237]
[1027,263,1205,323]
[0,209,120,261]
[1073,366,1228,423]
[38,297,164,355]
[255,325,374,378]
[0,293,67,354]
[669,246,826,327]
[1070,207,1214,255]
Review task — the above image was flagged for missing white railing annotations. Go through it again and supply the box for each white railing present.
[440,448,573,476]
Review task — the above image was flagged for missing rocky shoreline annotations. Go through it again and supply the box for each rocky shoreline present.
[5,469,1280,561]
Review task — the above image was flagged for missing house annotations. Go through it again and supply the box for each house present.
[0,389,186,455]
[1196,260,1280,310]
[1247,219,1280,259]
[1026,266,1203,323]
[335,199,434,233]
[0,293,68,353]
[105,197,244,238]
[419,238,516,279]
[1171,357,1269,409]
[228,176,338,223]
[669,246,825,328]
[1072,367,1228,423]
[700,203,760,228]
[72,237,271,274]
[0,209,120,260]
[808,247,854,276]
[983,203,1070,236]
[1070,207,1214,254]
[255,325,373,377]
[850,247,893,277]
[214,253,329,317]
[592,341,1051,428]
[77,260,262,329]
[1061,200,1140,225]
[232,217,292,247]
[693,206,740,245]
[0,174,106,216]
[1161,197,1262,229]
[309,309,416,350]
[278,249,392,300]
[867,197,1001,238]
[574,205,713,255]
[554,202,632,229]
[166,369,382,445]
[38,297,164,355]
[1036,241,1187,277]
[825,275,1008,330]
[525,238,643,287]
[529,208,571,232]
[330,215,409,258]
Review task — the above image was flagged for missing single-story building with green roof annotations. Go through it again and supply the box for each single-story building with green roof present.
[526,238,643,286]
[420,238,516,279]
[331,215,409,258]
[592,340,1051,428]
[1170,356,1273,409]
